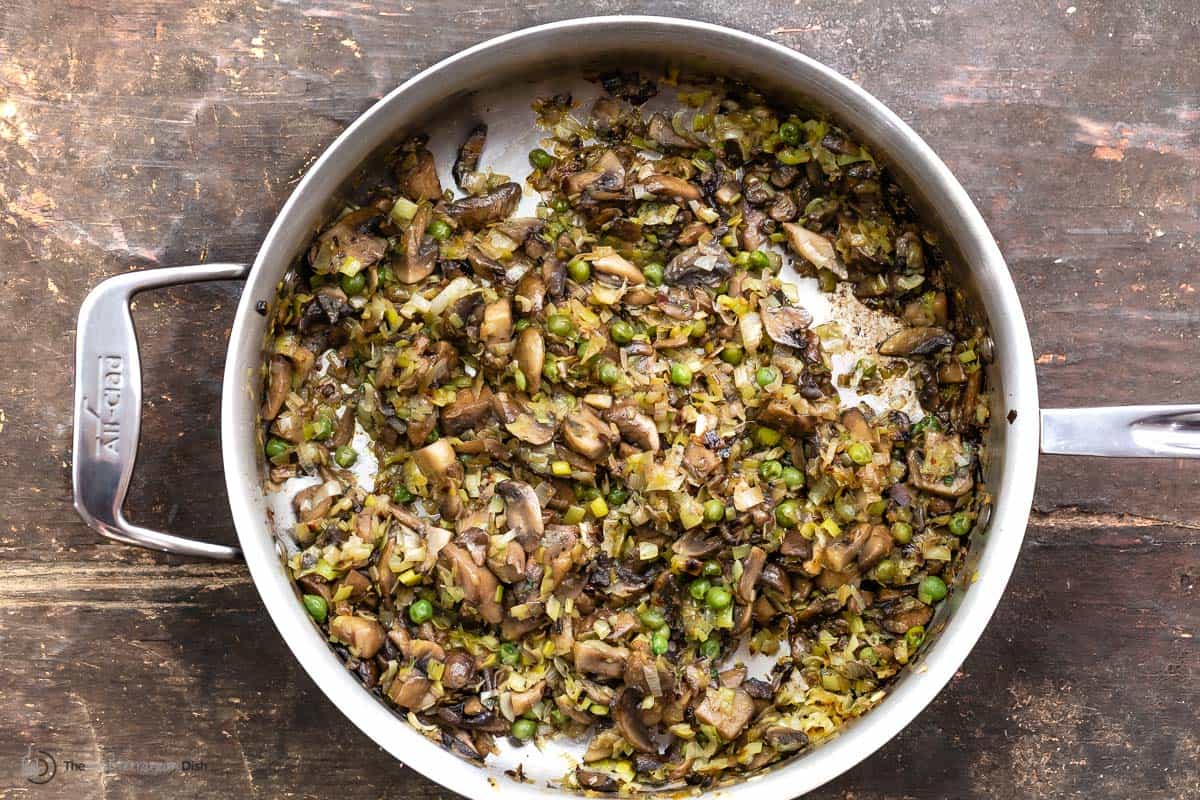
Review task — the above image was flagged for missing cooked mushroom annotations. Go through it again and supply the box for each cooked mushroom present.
[442,650,477,690]
[293,480,340,524]
[858,524,894,570]
[515,327,545,395]
[643,173,702,200]
[823,523,873,572]
[398,147,442,202]
[646,113,693,148]
[440,543,503,624]
[329,614,385,659]
[452,123,487,189]
[388,674,433,709]
[694,687,756,741]
[613,689,658,753]
[263,354,292,420]
[441,385,494,436]
[308,208,387,276]
[764,726,810,752]
[756,401,816,435]
[682,441,721,482]
[413,438,457,482]
[573,640,629,679]
[783,222,847,279]
[841,407,875,442]
[510,680,546,717]
[515,270,546,314]
[735,546,766,604]
[878,326,955,357]
[575,769,619,792]
[562,407,617,461]
[480,298,513,343]
[882,599,933,634]
[565,149,627,198]
[605,403,660,451]
[496,480,544,546]
[445,182,521,229]
[760,297,813,349]
[398,204,438,284]
[908,431,974,497]
[664,240,732,287]
[592,252,645,285]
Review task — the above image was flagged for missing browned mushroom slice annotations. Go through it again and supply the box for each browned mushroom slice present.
[308,207,387,275]
[445,182,521,229]
[562,407,617,461]
[878,326,955,357]
[452,123,487,189]
[840,407,875,442]
[823,523,873,572]
[388,673,433,709]
[694,687,756,741]
[576,770,619,793]
[682,441,721,483]
[572,640,629,679]
[564,149,627,198]
[293,480,340,523]
[760,297,813,349]
[496,480,544,547]
[757,401,816,436]
[329,614,385,659]
[441,385,495,436]
[442,650,477,690]
[262,354,292,420]
[882,599,934,634]
[643,173,702,200]
[735,546,766,605]
[605,403,660,451]
[909,431,974,498]
[783,222,847,279]
[764,726,810,753]
[671,530,721,559]
[857,524,894,570]
[413,438,457,482]
[664,240,732,287]
[440,543,503,624]
[510,681,546,718]
[738,204,767,252]
[515,327,545,395]
[480,298,513,343]
[398,204,438,284]
[398,146,442,202]
[646,112,693,149]
[514,270,546,315]
[592,252,645,285]
[613,689,658,753]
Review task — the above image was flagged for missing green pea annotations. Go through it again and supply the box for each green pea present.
[905,625,926,650]
[847,442,873,465]
[782,466,805,488]
[911,414,943,435]
[651,628,670,656]
[754,426,781,447]
[640,608,667,630]
[427,218,452,241]
[748,250,771,271]
[755,366,779,387]
[528,148,555,170]
[689,318,707,338]
[551,197,571,213]
[689,578,711,601]
[702,498,726,523]
[610,319,635,345]
[597,361,620,386]
[874,559,898,583]
[858,646,878,666]
[334,445,358,468]
[836,499,858,523]
[547,314,573,338]
[513,368,527,392]
[669,362,693,386]
[774,499,801,528]
[511,718,537,740]
[702,561,722,578]
[705,585,733,610]
[499,642,521,665]
[759,459,783,482]
[408,598,434,624]
[340,271,367,295]
[918,575,948,605]
[949,512,972,536]
[778,120,802,145]
[567,258,591,282]
[542,357,558,383]
[607,487,630,507]
[265,437,290,459]
[514,318,532,332]
[302,594,328,623]
[891,521,913,544]
[391,485,413,504]
[643,262,664,287]
[308,416,334,441]
[699,637,721,659]
[719,344,744,365]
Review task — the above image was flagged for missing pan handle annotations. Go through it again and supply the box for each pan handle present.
[1041,405,1200,458]
[73,264,250,560]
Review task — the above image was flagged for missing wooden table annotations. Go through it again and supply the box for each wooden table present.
[1,2,1196,798]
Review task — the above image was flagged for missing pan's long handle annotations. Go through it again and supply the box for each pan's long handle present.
[1041,405,1200,457]
[73,264,250,560]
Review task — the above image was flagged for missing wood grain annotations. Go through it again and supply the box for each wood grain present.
[1,1,1197,798]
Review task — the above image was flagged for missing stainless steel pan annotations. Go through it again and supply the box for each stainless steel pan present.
[72,16,1200,798]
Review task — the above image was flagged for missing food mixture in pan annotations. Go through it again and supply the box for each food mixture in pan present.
[261,72,992,791]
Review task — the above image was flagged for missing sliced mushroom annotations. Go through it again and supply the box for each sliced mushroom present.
[565,149,627,198]
[643,173,701,200]
[496,480,544,547]
[442,650,477,690]
[263,355,292,420]
[858,524,894,570]
[672,530,721,559]
[664,240,732,287]
[308,208,387,276]
[735,546,767,604]
[614,689,658,753]
[440,543,503,624]
[823,523,873,572]
[445,182,521,229]
[398,147,442,202]
[783,222,847,279]
[413,438,457,482]
[293,480,341,524]
[329,614,385,659]
[759,297,814,349]
[756,401,816,436]
[682,441,721,483]
[562,407,617,461]
[764,726,810,752]
[441,385,494,436]
[604,403,660,451]
[576,770,619,793]
[515,327,545,395]
[878,326,955,357]
[646,113,693,149]
[694,687,756,741]
[908,431,974,497]
[398,204,438,284]
[515,270,546,315]
[592,252,645,285]
[387,674,433,709]
[573,640,629,679]
[510,680,546,717]
[480,298,513,343]
[452,123,487,189]
[882,599,933,634]
[840,407,875,442]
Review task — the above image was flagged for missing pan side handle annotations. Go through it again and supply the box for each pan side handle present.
[1041,405,1200,458]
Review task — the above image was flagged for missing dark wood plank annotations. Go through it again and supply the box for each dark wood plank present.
[1,0,1197,798]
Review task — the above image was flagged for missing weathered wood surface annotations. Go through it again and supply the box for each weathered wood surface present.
[1,1,1197,798]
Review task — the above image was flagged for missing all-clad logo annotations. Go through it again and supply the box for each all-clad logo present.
[84,355,123,459]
